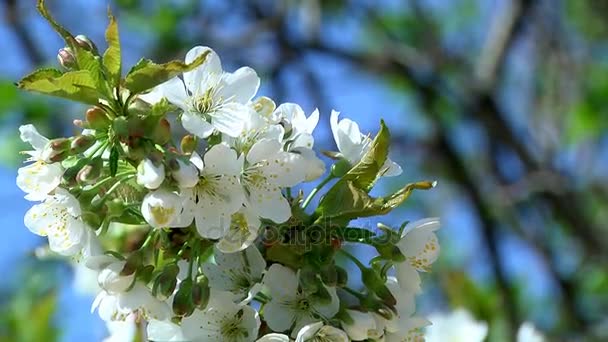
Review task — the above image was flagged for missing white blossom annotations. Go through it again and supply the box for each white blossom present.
[424,308,488,342]
[241,138,306,223]
[181,291,261,342]
[382,277,430,341]
[217,206,261,253]
[97,260,136,294]
[395,217,440,294]
[137,158,165,189]
[16,124,64,201]
[263,264,340,337]
[203,244,265,304]
[141,189,184,228]
[24,188,86,256]
[330,110,401,177]
[92,283,171,322]
[179,144,245,238]
[270,104,324,182]
[143,46,260,138]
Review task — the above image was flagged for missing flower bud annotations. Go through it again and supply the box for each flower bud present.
[86,107,111,130]
[152,118,171,145]
[172,278,195,317]
[98,260,135,293]
[121,250,144,276]
[70,135,96,154]
[49,138,71,151]
[128,98,152,116]
[48,150,69,163]
[75,34,98,54]
[57,47,76,69]
[171,159,199,188]
[192,275,210,310]
[331,158,352,178]
[77,157,102,184]
[112,116,129,138]
[180,135,198,154]
[152,263,180,300]
[137,158,165,190]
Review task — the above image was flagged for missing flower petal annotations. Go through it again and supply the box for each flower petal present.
[218,66,260,103]
[182,111,215,138]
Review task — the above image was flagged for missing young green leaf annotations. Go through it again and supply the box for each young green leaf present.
[36,0,78,49]
[342,120,390,191]
[103,10,121,88]
[124,50,211,95]
[316,180,435,226]
[17,69,101,105]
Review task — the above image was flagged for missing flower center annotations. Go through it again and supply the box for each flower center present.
[149,204,175,226]
[193,88,215,115]
[220,309,248,339]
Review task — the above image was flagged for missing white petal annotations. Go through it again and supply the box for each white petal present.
[311,286,340,319]
[218,66,260,103]
[204,143,242,176]
[395,261,421,294]
[172,159,199,189]
[19,124,49,150]
[517,322,545,342]
[397,218,441,272]
[137,159,165,190]
[263,300,296,333]
[183,46,222,93]
[257,150,307,186]
[257,333,290,342]
[343,310,376,341]
[381,159,403,177]
[246,138,282,165]
[210,102,249,137]
[247,186,291,223]
[159,76,189,110]
[17,161,63,201]
[182,111,215,138]
[147,320,187,342]
[263,264,298,300]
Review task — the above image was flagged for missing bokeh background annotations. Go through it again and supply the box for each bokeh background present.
[1,0,607,341]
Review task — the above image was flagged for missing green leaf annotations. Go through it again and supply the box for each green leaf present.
[124,50,211,94]
[103,10,121,87]
[17,69,101,105]
[37,0,78,49]
[110,145,119,176]
[317,180,435,226]
[72,48,108,97]
[342,120,390,191]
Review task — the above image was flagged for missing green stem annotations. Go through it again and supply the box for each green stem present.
[140,230,156,249]
[338,249,366,271]
[302,174,335,209]
[343,286,366,300]
[85,171,136,193]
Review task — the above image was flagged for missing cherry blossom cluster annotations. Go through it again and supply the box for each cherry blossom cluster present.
[17,3,441,340]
